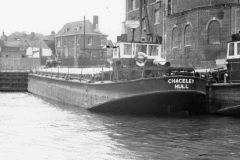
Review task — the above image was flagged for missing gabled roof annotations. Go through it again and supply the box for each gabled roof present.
[4,41,21,48]
[106,40,113,47]
[45,34,55,41]
[7,32,48,41]
[6,31,50,49]
[23,38,49,49]
[55,19,107,37]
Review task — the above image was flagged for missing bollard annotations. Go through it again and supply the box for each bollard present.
[224,73,228,83]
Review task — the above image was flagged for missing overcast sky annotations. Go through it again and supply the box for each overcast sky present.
[0,0,125,42]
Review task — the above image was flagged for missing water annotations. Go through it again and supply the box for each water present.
[1,93,240,160]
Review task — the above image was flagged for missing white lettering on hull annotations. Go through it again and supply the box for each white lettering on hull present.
[168,78,195,89]
[174,84,189,89]
[168,79,194,84]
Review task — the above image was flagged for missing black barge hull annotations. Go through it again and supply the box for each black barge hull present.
[28,74,206,115]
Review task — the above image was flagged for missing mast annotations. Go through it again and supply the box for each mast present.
[139,0,143,41]
[143,0,152,42]
[83,16,86,53]
[162,0,166,58]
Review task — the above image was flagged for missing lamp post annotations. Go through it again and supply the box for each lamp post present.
[125,20,140,67]
[125,20,140,42]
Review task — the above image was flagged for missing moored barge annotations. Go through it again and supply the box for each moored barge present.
[29,40,207,115]
[207,32,240,116]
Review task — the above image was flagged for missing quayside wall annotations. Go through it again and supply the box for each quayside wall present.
[0,72,28,91]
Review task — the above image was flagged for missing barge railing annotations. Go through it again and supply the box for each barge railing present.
[33,65,113,83]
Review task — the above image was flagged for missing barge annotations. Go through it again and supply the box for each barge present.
[207,32,240,116]
[28,40,207,115]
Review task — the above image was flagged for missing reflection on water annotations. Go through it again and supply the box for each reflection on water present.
[1,92,240,160]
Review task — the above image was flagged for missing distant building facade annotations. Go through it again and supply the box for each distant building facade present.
[55,16,108,60]
[6,31,52,58]
[125,0,240,69]
[0,32,26,58]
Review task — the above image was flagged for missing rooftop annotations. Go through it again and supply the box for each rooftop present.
[55,19,107,37]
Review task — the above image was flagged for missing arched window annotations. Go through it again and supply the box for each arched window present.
[155,10,160,24]
[184,25,192,46]
[172,27,178,48]
[208,20,220,44]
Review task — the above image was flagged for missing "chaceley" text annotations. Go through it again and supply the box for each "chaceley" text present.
[168,79,194,84]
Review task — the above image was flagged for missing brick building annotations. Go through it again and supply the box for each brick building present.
[125,0,163,42]
[55,16,108,61]
[125,0,240,69]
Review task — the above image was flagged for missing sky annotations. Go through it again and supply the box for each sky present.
[0,0,126,42]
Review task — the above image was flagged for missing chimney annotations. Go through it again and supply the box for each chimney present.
[31,32,35,38]
[122,22,126,34]
[1,31,5,41]
[93,15,99,31]
[51,31,56,35]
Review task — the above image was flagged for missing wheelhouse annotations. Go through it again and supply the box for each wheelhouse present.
[225,33,240,82]
[227,41,240,59]
[113,42,162,60]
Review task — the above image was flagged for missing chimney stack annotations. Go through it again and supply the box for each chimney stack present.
[1,31,6,41]
[122,22,126,34]
[51,31,56,35]
[93,15,99,31]
[31,32,35,38]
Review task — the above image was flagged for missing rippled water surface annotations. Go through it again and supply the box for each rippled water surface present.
[1,92,240,160]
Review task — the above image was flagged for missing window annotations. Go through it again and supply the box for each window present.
[143,19,146,30]
[57,41,61,47]
[77,36,80,45]
[87,37,92,46]
[62,28,67,33]
[172,27,178,58]
[62,38,65,46]
[124,44,132,55]
[113,48,118,56]
[238,43,240,55]
[136,45,147,54]
[148,45,158,56]
[229,43,234,56]
[184,25,192,46]
[74,27,79,32]
[88,51,92,59]
[172,27,178,48]
[129,0,136,11]
[101,39,107,46]
[155,10,160,24]
[167,0,172,15]
[208,20,220,44]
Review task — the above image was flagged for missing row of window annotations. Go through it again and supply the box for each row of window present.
[128,0,162,11]
[171,20,221,49]
[229,43,240,56]
[56,50,106,59]
[57,37,106,47]
[62,26,82,34]
[128,0,172,15]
